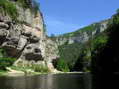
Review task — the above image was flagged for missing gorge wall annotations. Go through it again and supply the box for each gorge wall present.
[91,12,119,89]
[0,0,59,72]
[55,20,109,45]
[52,19,110,71]
[53,10,119,74]
[0,0,118,74]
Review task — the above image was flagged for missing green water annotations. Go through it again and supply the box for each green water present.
[0,73,91,89]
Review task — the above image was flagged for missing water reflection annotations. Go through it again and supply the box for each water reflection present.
[0,73,91,89]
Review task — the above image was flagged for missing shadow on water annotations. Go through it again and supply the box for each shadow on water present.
[0,73,91,89]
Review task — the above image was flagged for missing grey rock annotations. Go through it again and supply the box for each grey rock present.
[0,0,59,71]
[0,22,9,29]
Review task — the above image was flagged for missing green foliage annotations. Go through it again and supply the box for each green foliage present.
[10,66,28,72]
[0,49,5,57]
[116,8,119,14]
[11,64,49,73]
[0,57,16,70]
[91,11,119,81]
[113,13,119,25]
[57,19,109,72]
[58,43,85,69]
[57,59,70,72]
[0,48,16,70]
[0,0,40,20]
[0,70,7,76]
[17,0,40,14]
[58,25,95,38]
[31,64,49,73]
[92,33,108,50]
[56,9,119,73]
[0,0,18,20]
[59,42,91,71]
[17,0,29,8]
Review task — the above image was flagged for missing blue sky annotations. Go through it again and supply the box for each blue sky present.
[37,0,119,36]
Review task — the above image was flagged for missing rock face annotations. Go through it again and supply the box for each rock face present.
[52,19,109,71]
[0,0,59,71]
[55,20,109,46]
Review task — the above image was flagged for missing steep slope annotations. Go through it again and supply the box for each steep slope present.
[55,20,108,45]
[0,0,59,72]
[92,11,119,89]
[53,18,110,72]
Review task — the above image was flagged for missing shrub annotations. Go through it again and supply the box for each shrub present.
[17,0,30,8]
[0,0,18,20]
[0,57,16,70]
[116,8,119,14]
[11,64,49,73]
[17,0,40,13]
[56,59,70,72]
[31,64,49,73]
[58,43,84,71]
[92,33,108,51]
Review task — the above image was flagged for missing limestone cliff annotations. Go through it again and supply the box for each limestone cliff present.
[53,19,110,71]
[0,0,59,71]
[55,20,109,46]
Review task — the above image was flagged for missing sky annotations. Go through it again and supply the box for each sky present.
[37,0,119,36]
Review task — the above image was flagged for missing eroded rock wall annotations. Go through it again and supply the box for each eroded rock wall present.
[55,20,109,46]
[0,0,59,71]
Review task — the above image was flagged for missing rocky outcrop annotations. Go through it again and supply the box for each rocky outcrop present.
[55,20,109,46]
[52,19,109,71]
[0,0,59,71]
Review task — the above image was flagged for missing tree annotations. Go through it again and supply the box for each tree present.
[50,34,55,37]
[116,8,119,14]
[56,59,70,72]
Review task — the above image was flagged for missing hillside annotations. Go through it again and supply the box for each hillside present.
[92,11,119,89]
[52,13,117,72]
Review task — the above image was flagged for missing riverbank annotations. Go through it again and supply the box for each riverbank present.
[0,70,8,76]
[0,68,85,77]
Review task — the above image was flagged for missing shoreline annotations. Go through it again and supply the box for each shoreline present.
[0,71,87,77]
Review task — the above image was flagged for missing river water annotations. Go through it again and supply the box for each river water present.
[0,72,91,89]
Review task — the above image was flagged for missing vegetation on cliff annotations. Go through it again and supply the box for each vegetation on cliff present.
[0,0,49,75]
[0,0,18,20]
[56,9,119,73]
[0,48,16,70]
[0,0,119,75]
[56,23,94,72]
[0,0,39,20]
[56,59,70,72]
[92,10,119,89]
[0,48,49,75]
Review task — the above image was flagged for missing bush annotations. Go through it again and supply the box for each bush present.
[0,0,18,20]
[92,33,108,51]
[17,0,30,8]
[31,64,49,73]
[17,0,40,13]
[56,59,70,72]
[116,8,119,14]
[0,0,40,20]
[58,43,84,71]
[0,57,16,70]
[11,64,49,73]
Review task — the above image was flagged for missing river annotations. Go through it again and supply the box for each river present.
[0,72,91,89]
